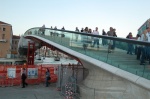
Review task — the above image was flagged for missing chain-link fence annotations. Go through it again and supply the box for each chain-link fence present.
[56,63,84,99]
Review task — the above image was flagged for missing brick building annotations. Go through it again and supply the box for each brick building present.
[0,21,12,58]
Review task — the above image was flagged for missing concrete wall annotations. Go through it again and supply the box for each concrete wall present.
[79,59,150,99]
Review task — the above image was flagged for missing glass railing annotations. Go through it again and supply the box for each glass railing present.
[24,27,150,80]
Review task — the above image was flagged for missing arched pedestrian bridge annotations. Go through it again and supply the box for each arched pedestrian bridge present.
[19,27,150,99]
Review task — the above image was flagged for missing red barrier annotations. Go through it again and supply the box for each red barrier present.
[0,64,58,87]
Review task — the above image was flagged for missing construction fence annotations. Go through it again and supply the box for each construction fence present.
[0,64,58,87]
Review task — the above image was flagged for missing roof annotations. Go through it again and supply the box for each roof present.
[0,21,11,25]
[13,35,20,39]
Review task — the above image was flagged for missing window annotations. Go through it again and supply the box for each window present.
[2,34,5,39]
[3,28,6,31]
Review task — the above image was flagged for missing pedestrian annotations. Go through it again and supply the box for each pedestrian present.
[107,27,114,52]
[54,26,57,29]
[140,30,148,65]
[102,29,107,46]
[75,27,79,41]
[21,68,27,88]
[92,27,100,48]
[145,27,150,64]
[81,28,84,32]
[112,28,117,50]
[45,68,50,87]
[135,34,141,60]
[41,24,45,35]
[61,26,65,30]
[126,32,134,55]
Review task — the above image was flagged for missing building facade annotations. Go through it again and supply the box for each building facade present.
[0,21,12,58]
[11,35,20,58]
[138,18,150,34]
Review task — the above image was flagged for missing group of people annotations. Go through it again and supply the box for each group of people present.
[126,27,150,65]
[78,27,100,49]
[39,25,150,61]
[47,26,118,52]
[136,27,150,65]
[21,68,51,88]
[74,26,117,52]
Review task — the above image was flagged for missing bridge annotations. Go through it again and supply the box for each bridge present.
[19,27,150,99]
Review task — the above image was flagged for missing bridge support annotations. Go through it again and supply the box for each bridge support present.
[27,42,35,65]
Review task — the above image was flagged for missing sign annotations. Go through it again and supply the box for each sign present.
[7,68,16,78]
[27,68,38,79]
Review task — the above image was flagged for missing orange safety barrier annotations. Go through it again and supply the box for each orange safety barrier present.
[0,64,58,87]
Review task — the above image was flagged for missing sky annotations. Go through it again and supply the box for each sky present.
[0,0,150,38]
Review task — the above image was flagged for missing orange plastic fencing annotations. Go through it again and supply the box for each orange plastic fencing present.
[0,64,58,87]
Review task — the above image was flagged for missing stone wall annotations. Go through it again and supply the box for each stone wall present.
[79,59,150,99]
